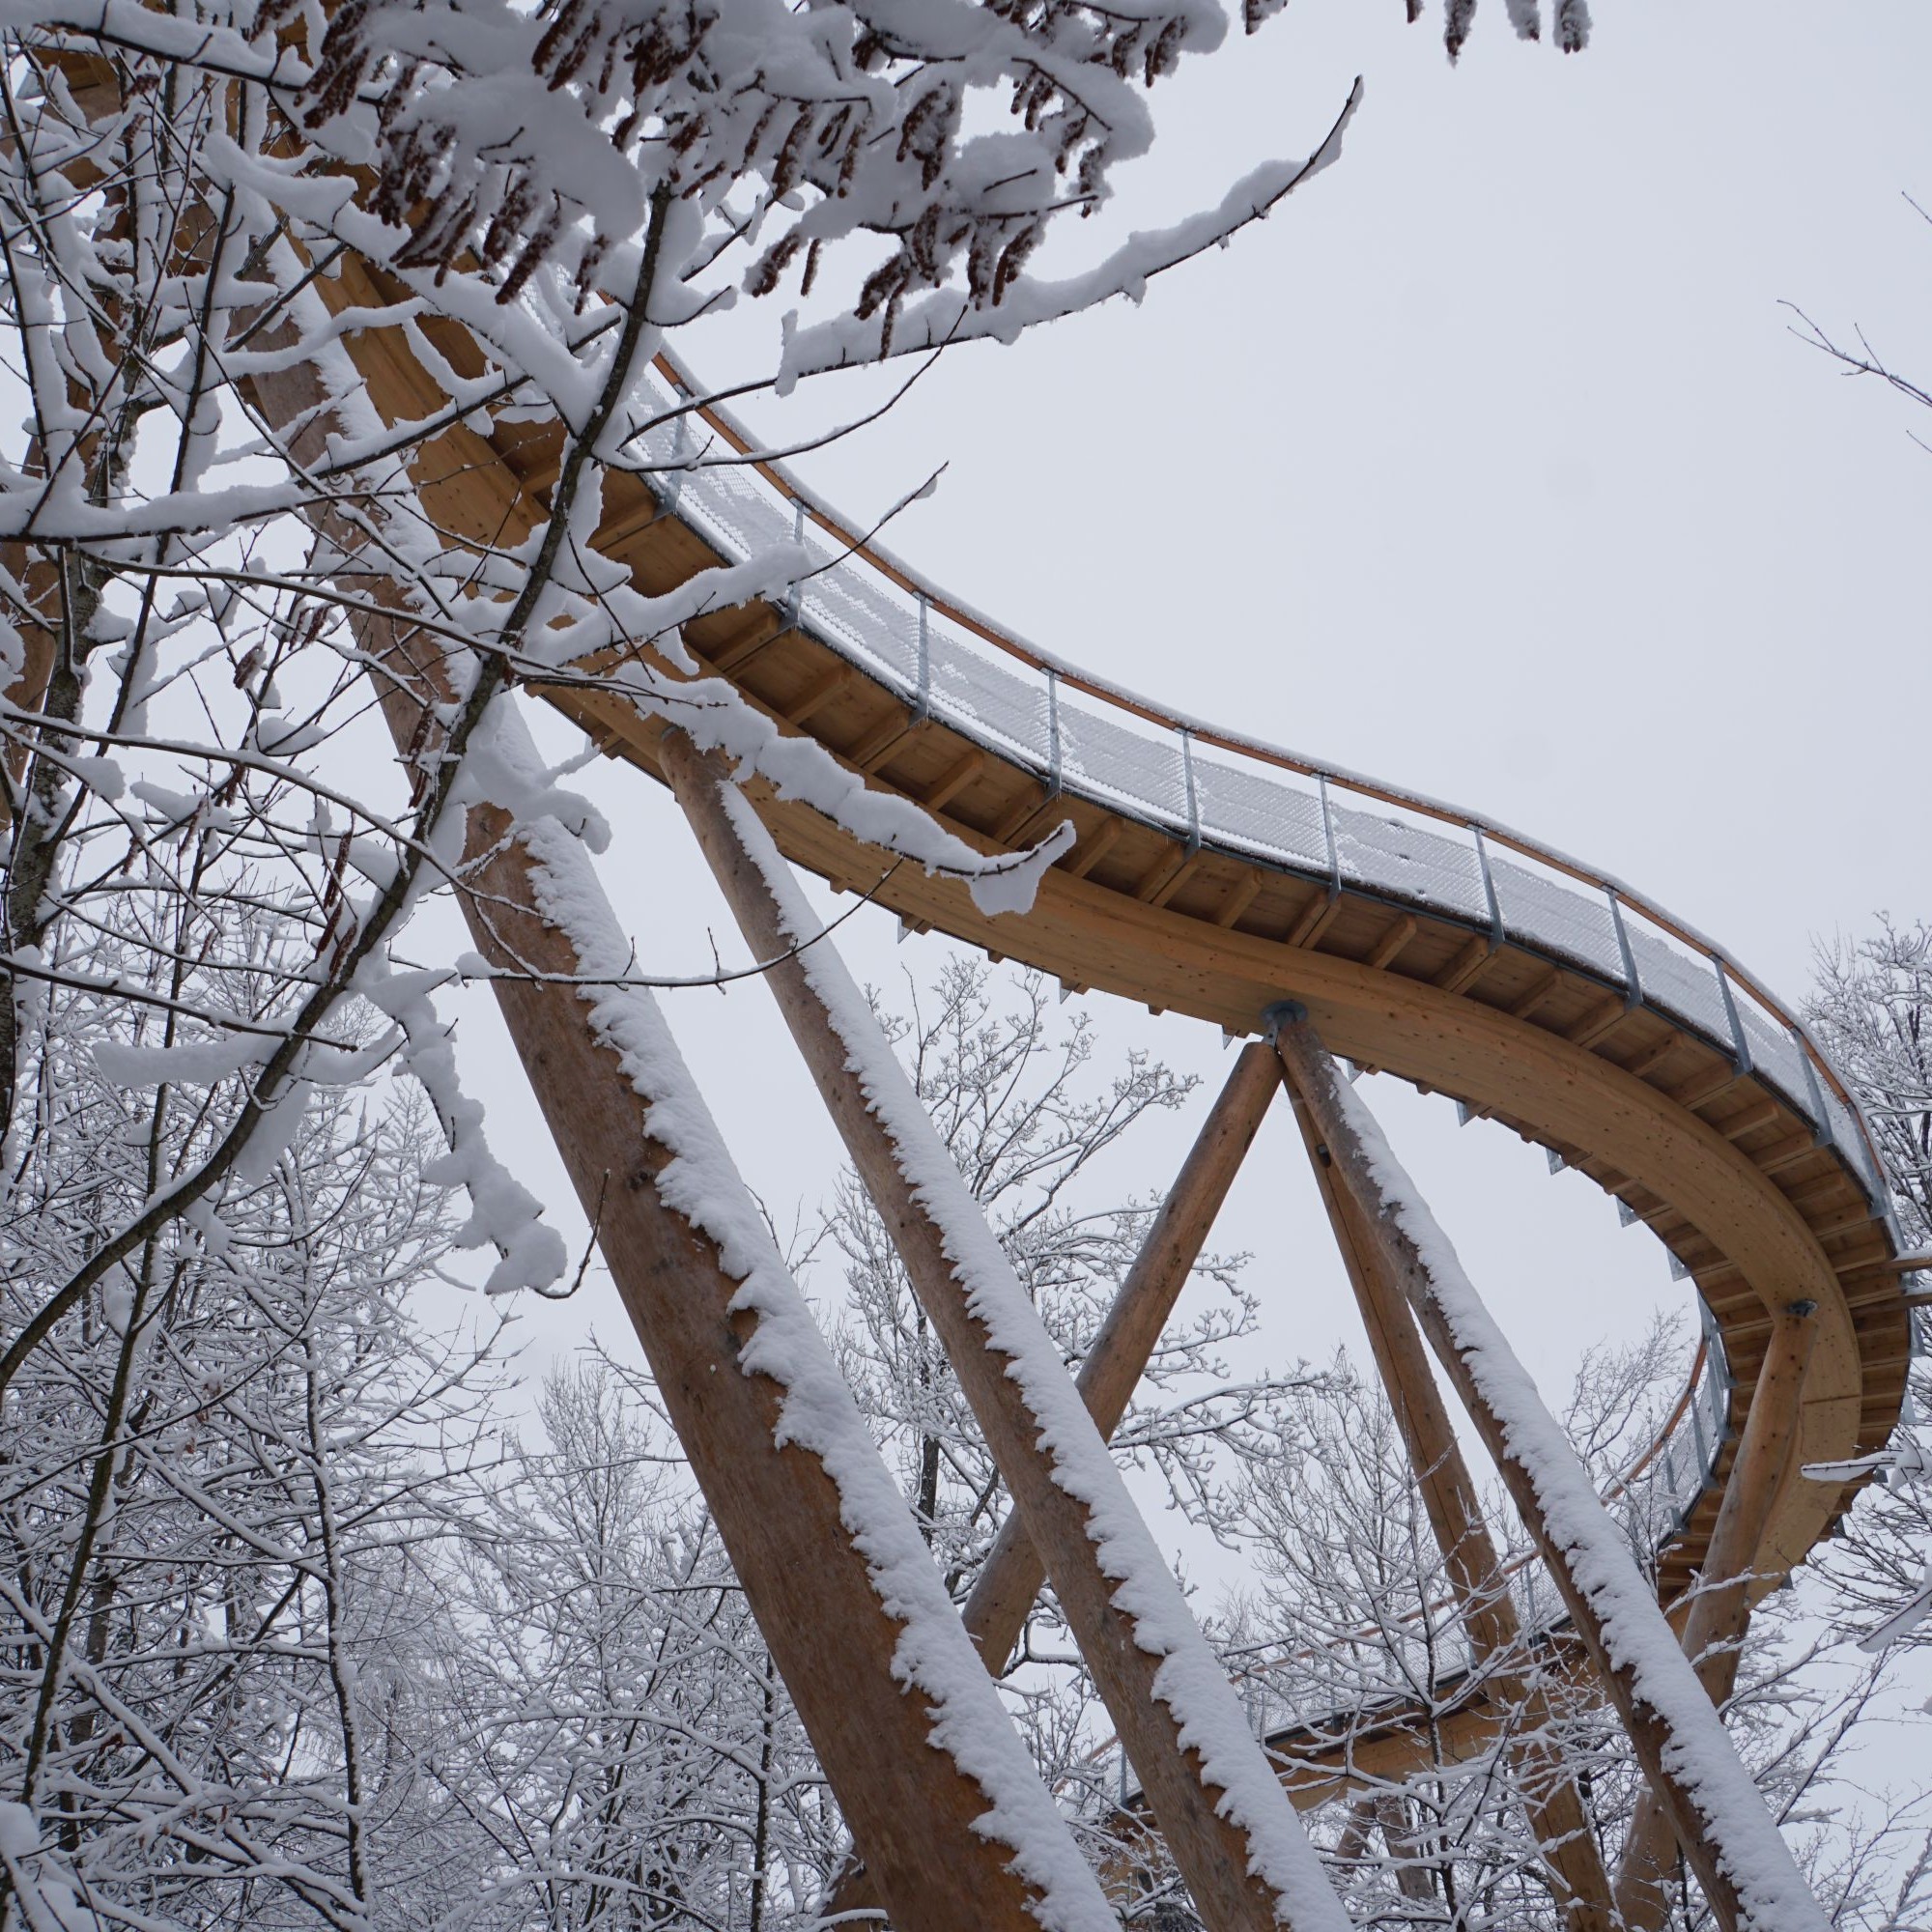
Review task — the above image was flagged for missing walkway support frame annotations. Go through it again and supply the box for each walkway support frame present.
[664,729,1345,1932]
[1274,1051,1616,1932]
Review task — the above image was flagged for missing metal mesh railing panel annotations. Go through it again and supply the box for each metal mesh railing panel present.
[1328,796,1488,923]
[1193,752,1329,872]
[1490,852,1627,983]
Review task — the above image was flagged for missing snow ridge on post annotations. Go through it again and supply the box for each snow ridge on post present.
[1613,1306,1818,1931]
[668,739,1352,1932]
[457,703,1126,1932]
[959,1040,1284,1678]
[1266,1007,1833,1932]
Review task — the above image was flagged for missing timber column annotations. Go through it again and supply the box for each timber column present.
[665,730,1351,1932]
[1613,1304,1817,1929]
[244,353,1111,1932]
[1273,1034,1615,1932]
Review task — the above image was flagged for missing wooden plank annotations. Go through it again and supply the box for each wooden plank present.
[1508,965,1562,1021]
[786,661,855,725]
[848,703,916,772]
[1719,1098,1784,1143]
[1286,888,1342,950]
[1147,850,1204,911]
[1213,872,1263,930]
[1626,1034,1681,1081]
[994,784,1055,846]
[1063,816,1122,881]
[1565,993,1629,1050]
[921,743,985,813]
[1366,913,1417,973]
[1435,933,1493,995]
[707,614,787,675]
[1676,1067,1746,1114]
[1134,842,1190,905]
[1758,1131,1823,1178]
[1809,1202,1886,1242]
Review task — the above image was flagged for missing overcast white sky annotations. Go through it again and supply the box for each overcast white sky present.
[432,2,1931,1691]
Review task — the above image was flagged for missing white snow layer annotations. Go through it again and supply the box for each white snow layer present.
[479,696,1120,1932]
[1323,1068,1833,1932]
[1804,1434,1931,1649]
[639,668,1074,919]
[714,777,1351,1931]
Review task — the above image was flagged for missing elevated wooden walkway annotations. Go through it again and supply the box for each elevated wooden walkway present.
[344,272,1911,1748]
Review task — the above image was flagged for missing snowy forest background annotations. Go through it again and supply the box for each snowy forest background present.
[2,0,1929,1927]
[10,936,1929,1930]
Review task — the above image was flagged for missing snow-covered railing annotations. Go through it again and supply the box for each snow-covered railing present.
[633,359,1889,1218]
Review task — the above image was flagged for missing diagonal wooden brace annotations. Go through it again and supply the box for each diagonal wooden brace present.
[1273,1033,1616,1932]
[960,1037,1282,1676]
[664,730,1350,1932]
[1612,1305,1816,1930]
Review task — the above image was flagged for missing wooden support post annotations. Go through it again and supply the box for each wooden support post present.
[664,732,1345,1932]
[822,1040,1277,1926]
[245,367,1099,1932]
[1612,1306,1817,1931]
[961,1039,1282,1673]
[1275,1045,1616,1932]
[366,679,1074,1932]
[1267,1009,1830,1932]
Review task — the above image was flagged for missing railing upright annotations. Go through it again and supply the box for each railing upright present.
[1180,728,1200,852]
[915,594,931,721]
[1045,668,1063,797]
[1715,959,1755,1076]
[1609,890,1642,1007]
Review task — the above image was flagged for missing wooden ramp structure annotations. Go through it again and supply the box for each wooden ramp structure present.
[313,278,1915,1931]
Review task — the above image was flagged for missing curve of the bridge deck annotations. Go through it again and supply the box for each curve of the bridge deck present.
[542,359,1908,1606]
[330,292,1910,1640]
